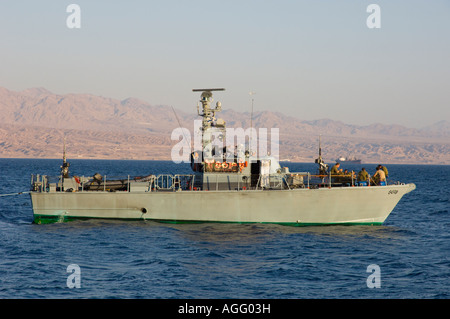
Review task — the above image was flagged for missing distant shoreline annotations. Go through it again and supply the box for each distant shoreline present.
[1,157,448,166]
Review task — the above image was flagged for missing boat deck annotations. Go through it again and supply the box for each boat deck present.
[30,171,394,194]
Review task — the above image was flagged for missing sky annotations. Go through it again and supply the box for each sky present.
[0,0,449,128]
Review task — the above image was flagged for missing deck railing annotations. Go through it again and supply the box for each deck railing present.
[30,170,382,193]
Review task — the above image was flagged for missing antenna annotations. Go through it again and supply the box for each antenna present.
[171,106,191,151]
[249,91,256,154]
[60,136,70,178]
[315,134,328,175]
[319,134,322,157]
[63,137,66,163]
[249,91,256,126]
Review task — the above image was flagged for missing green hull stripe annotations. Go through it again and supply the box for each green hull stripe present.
[33,214,383,226]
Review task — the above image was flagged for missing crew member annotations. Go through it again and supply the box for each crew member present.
[372,166,386,185]
[380,165,388,179]
[330,162,342,184]
[330,162,340,175]
[357,168,369,182]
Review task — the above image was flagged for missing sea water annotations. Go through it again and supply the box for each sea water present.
[0,158,449,299]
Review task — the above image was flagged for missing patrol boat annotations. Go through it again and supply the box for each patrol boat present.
[30,89,416,225]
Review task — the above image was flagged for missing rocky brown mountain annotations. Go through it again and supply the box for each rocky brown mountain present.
[0,87,448,164]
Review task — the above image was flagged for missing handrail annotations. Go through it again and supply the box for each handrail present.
[31,170,390,194]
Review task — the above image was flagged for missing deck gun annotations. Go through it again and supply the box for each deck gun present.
[314,135,328,175]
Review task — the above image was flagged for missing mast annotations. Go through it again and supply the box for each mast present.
[193,88,225,158]
[314,135,328,175]
[249,91,256,155]
[60,137,70,178]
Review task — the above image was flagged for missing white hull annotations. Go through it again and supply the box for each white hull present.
[31,183,416,225]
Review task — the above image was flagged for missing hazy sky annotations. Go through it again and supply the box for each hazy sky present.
[1,1,449,128]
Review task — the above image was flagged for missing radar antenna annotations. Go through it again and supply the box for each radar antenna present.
[192,88,225,92]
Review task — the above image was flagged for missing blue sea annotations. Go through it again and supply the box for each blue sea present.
[0,158,449,300]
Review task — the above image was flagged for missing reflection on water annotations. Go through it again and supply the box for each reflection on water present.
[24,217,411,244]
[169,222,409,245]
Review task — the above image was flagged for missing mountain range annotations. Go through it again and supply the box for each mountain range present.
[0,87,449,164]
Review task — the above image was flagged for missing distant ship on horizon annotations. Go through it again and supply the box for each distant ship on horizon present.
[336,156,362,164]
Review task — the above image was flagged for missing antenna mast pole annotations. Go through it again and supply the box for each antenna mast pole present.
[249,91,256,154]
[60,137,70,178]
[319,134,322,157]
